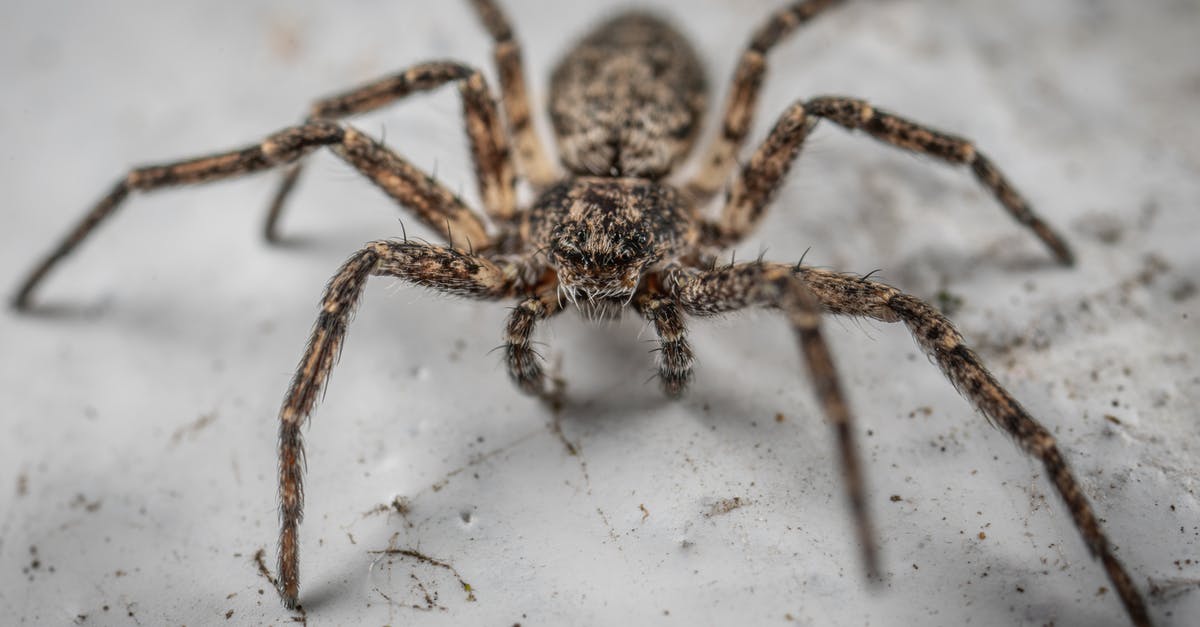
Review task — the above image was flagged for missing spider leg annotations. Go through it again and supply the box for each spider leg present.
[785,263,1150,627]
[706,97,1073,264]
[504,286,563,397]
[634,288,695,398]
[663,262,879,578]
[683,0,846,205]
[264,61,517,241]
[469,0,559,189]
[12,121,493,310]
[276,239,518,609]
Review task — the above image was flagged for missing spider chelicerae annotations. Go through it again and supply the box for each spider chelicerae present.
[12,0,1151,624]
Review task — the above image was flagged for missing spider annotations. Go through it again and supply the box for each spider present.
[12,0,1151,624]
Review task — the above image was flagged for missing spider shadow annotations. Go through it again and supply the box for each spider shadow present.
[538,309,835,451]
[261,224,400,255]
[292,559,365,613]
[849,242,1066,298]
[6,299,113,322]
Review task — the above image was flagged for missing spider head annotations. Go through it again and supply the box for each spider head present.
[529,178,695,317]
[550,220,654,309]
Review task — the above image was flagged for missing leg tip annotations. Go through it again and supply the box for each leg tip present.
[1048,237,1076,266]
[10,291,32,312]
[278,587,299,610]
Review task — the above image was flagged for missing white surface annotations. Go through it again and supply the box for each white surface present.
[2,1,1198,625]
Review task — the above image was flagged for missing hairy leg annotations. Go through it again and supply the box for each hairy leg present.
[504,286,562,396]
[663,262,878,578]
[264,60,517,240]
[634,288,695,398]
[785,263,1148,626]
[707,97,1073,263]
[683,0,846,205]
[469,0,559,189]
[13,121,493,310]
[277,240,518,608]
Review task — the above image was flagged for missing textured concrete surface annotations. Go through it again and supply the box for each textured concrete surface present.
[1,1,1197,625]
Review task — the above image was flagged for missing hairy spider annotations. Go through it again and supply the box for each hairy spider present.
[12,1,1151,625]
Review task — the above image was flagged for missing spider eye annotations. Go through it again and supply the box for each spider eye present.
[552,241,586,265]
[619,232,649,259]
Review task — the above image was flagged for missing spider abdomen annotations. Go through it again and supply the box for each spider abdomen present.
[548,11,707,179]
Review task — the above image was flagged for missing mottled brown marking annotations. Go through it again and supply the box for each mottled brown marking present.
[549,12,706,178]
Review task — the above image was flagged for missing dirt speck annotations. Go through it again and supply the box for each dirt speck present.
[69,493,102,512]
[890,495,902,502]
[267,15,306,64]
[449,338,467,362]
[253,548,279,588]
[705,497,749,518]
[16,472,28,497]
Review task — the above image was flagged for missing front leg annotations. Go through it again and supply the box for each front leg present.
[634,288,695,398]
[276,240,517,608]
[265,61,517,240]
[662,262,878,578]
[504,286,562,397]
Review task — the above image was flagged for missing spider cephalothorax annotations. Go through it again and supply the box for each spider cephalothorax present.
[529,177,695,313]
[11,1,1151,625]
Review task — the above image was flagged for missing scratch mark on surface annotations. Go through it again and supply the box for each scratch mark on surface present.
[169,411,218,446]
